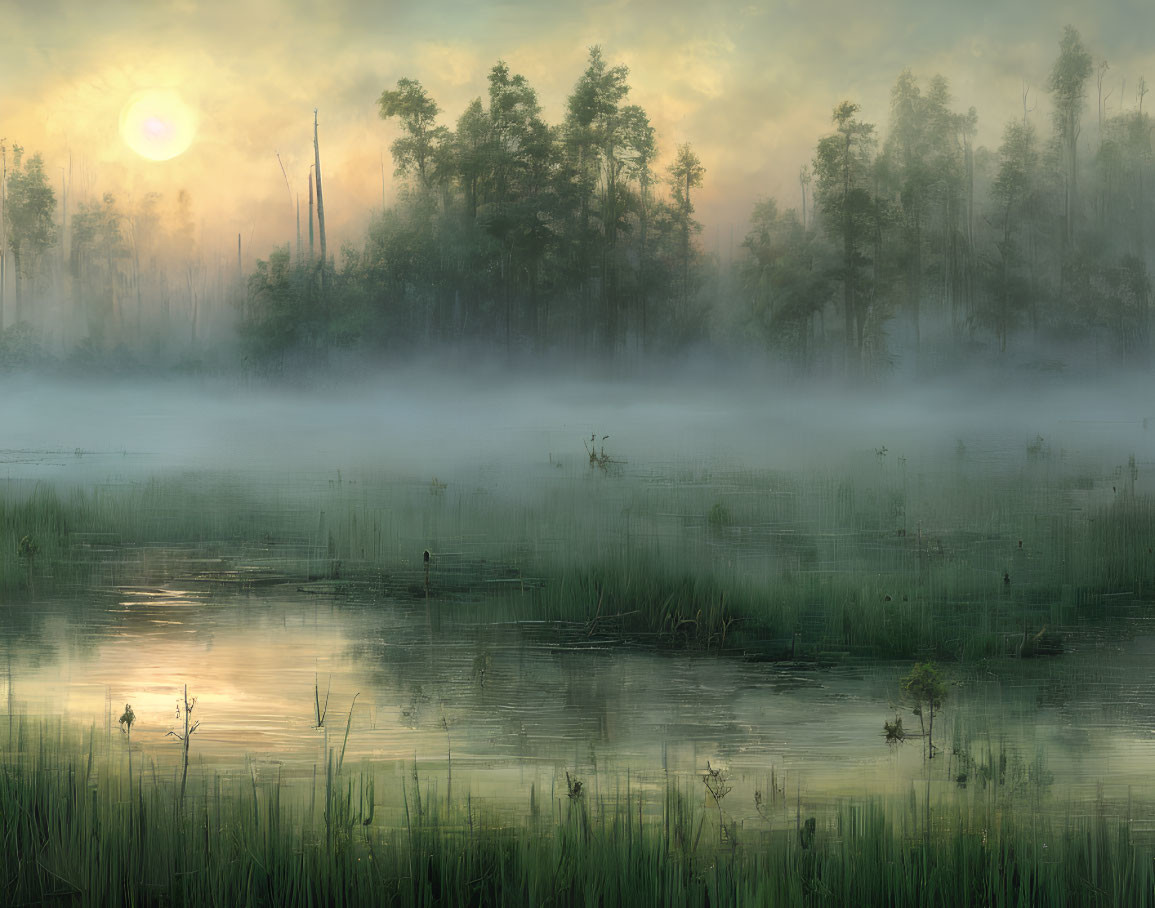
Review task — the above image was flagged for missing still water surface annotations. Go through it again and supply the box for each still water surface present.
[5,581,1155,828]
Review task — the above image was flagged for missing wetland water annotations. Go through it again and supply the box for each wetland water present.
[3,376,1155,833]
[6,579,1155,830]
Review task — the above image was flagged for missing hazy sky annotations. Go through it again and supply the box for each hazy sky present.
[4,0,1155,265]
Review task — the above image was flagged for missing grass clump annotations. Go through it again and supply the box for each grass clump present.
[514,556,759,650]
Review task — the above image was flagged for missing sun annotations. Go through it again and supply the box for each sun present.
[119,90,198,161]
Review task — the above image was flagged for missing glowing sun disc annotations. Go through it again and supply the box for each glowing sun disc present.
[120,90,198,161]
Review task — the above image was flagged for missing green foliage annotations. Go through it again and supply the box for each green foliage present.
[5,147,56,270]
[1047,26,1093,142]
[900,661,946,713]
[17,534,38,559]
[378,78,450,190]
[0,322,46,371]
[242,246,358,364]
[878,71,974,348]
[232,29,1155,371]
[668,143,705,216]
[813,101,878,363]
[730,25,1151,370]
[2,29,1154,373]
[69,193,130,340]
[707,502,732,529]
[228,48,710,363]
[5,145,56,316]
[900,661,947,756]
[740,200,832,362]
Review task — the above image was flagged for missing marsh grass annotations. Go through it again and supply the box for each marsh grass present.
[2,446,1153,661]
[1,718,1152,906]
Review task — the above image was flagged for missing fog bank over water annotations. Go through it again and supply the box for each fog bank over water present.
[2,368,1152,481]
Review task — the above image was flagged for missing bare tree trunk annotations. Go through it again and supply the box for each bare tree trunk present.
[60,169,67,278]
[314,110,328,267]
[911,210,921,354]
[504,250,511,356]
[681,170,692,336]
[308,166,315,261]
[11,247,19,326]
[189,266,198,344]
[1001,196,1014,353]
[842,132,855,375]
[134,244,142,344]
[639,172,649,352]
[1068,130,1078,247]
[179,685,191,805]
[0,140,6,332]
[1137,85,1149,262]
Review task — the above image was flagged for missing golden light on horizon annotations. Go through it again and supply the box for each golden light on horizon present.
[119,89,198,161]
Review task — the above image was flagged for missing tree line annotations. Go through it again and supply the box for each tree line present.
[0,140,225,371]
[245,29,1153,375]
[741,26,1151,375]
[243,47,709,367]
[2,29,1151,376]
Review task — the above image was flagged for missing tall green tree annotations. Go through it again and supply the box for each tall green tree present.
[741,199,831,365]
[883,72,978,347]
[70,193,130,341]
[5,147,56,325]
[924,76,976,327]
[668,142,705,318]
[901,662,946,759]
[619,104,657,347]
[564,46,632,349]
[485,61,553,350]
[1098,100,1152,260]
[455,98,489,223]
[884,71,932,348]
[813,102,876,370]
[1047,26,1093,247]
[378,79,450,191]
[981,120,1040,350]
[0,140,7,330]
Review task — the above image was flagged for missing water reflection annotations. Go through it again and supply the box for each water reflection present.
[4,583,1155,828]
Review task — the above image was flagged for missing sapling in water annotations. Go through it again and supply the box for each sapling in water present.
[167,684,200,805]
[702,760,732,843]
[900,662,946,758]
